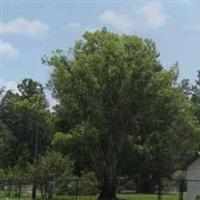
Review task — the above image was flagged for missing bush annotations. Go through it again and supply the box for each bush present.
[67,172,99,195]
[0,166,26,197]
[196,195,200,200]
[28,152,72,200]
[173,170,186,191]
[173,170,186,181]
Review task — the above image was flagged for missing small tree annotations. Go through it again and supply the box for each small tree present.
[0,166,25,197]
[29,152,72,200]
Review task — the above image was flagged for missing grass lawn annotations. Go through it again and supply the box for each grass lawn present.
[0,194,186,200]
[54,194,186,200]
[118,194,185,200]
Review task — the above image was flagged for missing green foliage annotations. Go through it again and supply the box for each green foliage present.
[0,165,26,183]
[0,121,16,169]
[119,67,200,192]
[67,172,99,195]
[28,152,72,200]
[78,172,99,195]
[180,71,200,122]
[0,79,51,167]
[173,171,186,181]
[0,29,200,198]
[196,195,200,200]
[45,29,200,196]
[18,78,44,99]
[0,166,26,197]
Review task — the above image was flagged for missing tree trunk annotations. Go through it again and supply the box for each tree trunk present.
[98,176,118,200]
[32,182,37,200]
[32,123,39,200]
[136,174,155,193]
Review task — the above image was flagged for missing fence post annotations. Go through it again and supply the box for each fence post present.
[179,179,184,200]
[18,180,21,200]
[75,178,79,200]
[157,178,162,200]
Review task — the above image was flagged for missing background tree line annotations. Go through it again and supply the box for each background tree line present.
[0,29,200,200]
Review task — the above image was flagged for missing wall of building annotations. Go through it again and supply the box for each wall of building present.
[187,157,200,200]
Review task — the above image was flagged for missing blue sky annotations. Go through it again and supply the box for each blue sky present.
[1,0,200,102]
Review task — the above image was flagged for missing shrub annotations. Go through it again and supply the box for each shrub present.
[28,152,72,200]
[0,166,26,197]
[67,172,99,195]
[196,195,200,200]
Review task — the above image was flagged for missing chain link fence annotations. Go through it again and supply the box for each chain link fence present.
[0,177,199,200]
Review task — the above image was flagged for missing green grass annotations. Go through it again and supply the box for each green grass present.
[118,194,185,200]
[54,193,186,200]
[0,193,186,200]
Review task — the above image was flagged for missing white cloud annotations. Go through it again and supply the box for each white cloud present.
[139,2,167,29]
[0,80,19,93]
[1,18,49,36]
[67,22,99,33]
[100,10,133,31]
[49,98,59,112]
[5,81,18,93]
[0,40,19,59]
[100,2,167,32]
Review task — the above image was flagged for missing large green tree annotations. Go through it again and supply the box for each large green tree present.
[45,29,200,199]
[191,71,200,122]
[0,79,51,199]
[180,71,200,123]
[0,120,17,169]
[0,79,50,164]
